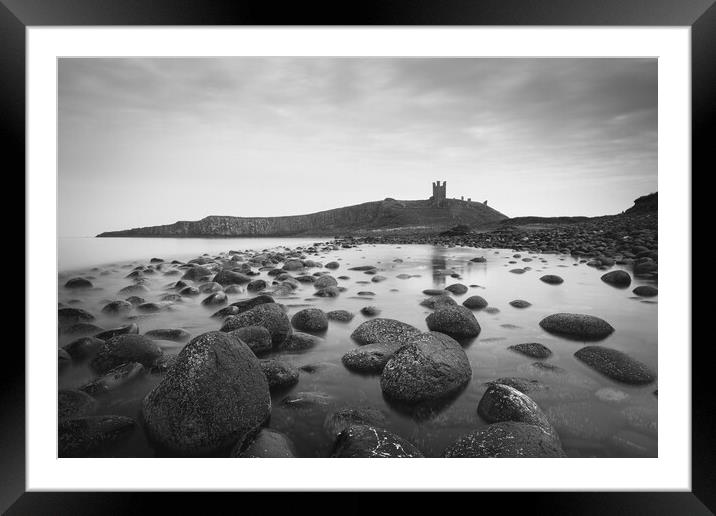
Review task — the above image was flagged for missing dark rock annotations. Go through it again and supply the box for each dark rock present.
[220,303,291,348]
[371,275,387,283]
[280,331,322,352]
[65,277,93,289]
[58,307,95,326]
[58,348,72,370]
[539,313,615,340]
[201,291,228,306]
[259,359,299,391]
[350,318,421,346]
[445,283,468,295]
[381,332,471,404]
[462,296,488,310]
[230,294,275,313]
[509,299,532,308]
[232,429,296,458]
[477,384,554,435]
[198,281,223,293]
[327,310,354,322]
[315,286,340,297]
[423,289,448,296]
[179,286,200,297]
[574,346,656,385]
[144,328,191,342]
[182,266,214,282]
[142,331,270,456]
[425,306,481,339]
[58,389,98,421]
[420,294,457,310]
[80,362,145,396]
[342,342,401,374]
[94,323,139,341]
[58,415,136,457]
[360,306,381,317]
[601,270,632,287]
[229,326,272,356]
[508,342,552,359]
[470,257,487,263]
[60,322,105,337]
[324,407,388,438]
[291,308,328,333]
[90,334,164,374]
[212,269,251,286]
[540,275,564,285]
[137,302,162,313]
[330,424,423,458]
[325,261,340,269]
[443,421,565,458]
[118,284,150,296]
[126,296,145,306]
[211,305,241,319]
[246,279,267,292]
[633,285,658,297]
[63,336,104,361]
[314,275,338,289]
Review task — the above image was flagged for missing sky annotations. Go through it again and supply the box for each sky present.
[58,58,657,237]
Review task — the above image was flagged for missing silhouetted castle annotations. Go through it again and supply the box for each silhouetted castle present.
[430,180,477,207]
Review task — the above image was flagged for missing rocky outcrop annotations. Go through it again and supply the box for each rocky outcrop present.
[97,198,508,237]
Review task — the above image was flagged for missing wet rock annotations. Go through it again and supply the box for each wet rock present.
[59,415,136,457]
[229,326,272,356]
[371,275,387,283]
[470,257,487,263]
[65,277,93,289]
[90,334,164,374]
[350,318,421,347]
[282,259,304,271]
[360,306,381,317]
[462,296,488,310]
[508,342,552,359]
[601,270,632,288]
[137,302,162,314]
[58,389,98,421]
[313,275,338,290]
[423,289,447,296]
[443,421,565,458]
[144,328,191,343]
[198,281,223,293]
[179,286,200,297]
[119,284,150,296]
[220,303,291,348]
[574,346,655,385]
[330,424,423,458]
[259,359,299,391]
[509,299,532,309]
[539,313,615,340]
[291,308,328,333]
[232,429,296,458]
[342,342,400,374]
[94,323,139,341]
[325,261,340,269]
[425,306,481,339]
[420,294,457,310]
[280,331,323,352]
[126,296,145,306]
[445,283,468,295]
[348,265,377,271]
[281,391,333,409]
[201,291,228,306]
[327,310,354,322]
[540,275,564,285]
[315,286,340,297]
[58,307,95,326]
[60,322,105,338]
[509,268,526,274]
[324,407,389,438]
[63,336,104,361]
[230,294,275,314]
[213,269,251,286]
[159,293,183,303]
[485,377,549,397]
[477,384,554,436]
[381,332,471,404]
[224,284,244,294]
[633,285,658,297]
[181,266,214,282]
[246,279,267,292]
[80,362,145,396]
[142,331,270,456]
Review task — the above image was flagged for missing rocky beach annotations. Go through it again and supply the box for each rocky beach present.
[57,200,658,459]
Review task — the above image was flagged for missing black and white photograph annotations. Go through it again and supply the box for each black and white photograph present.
[56,57,659,459]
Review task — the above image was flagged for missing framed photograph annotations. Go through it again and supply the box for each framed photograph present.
[6,0,709,513]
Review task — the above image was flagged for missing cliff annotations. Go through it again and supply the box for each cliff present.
[625,192,657,214]
[97,198,509,238]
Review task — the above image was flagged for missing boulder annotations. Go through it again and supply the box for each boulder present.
[65,277,93,289]
[90,334,164,374]
[633,285,658,297]
[508,342,552,359]
[462,296,488,310]
[350,318,421,347]
[220,303,291,348]
[445,283,468,295]
[291,308,328,333]
[229,326,273,356]
[144,328,191,343]
[330,425,423,458]
[342,343,401,374]
[601,270,632,288]
[443,421,566,458]
[259,359,300,391]
[420,294,457,310]
[425,306,481,339]
[574,346,656,385]
[327,310,354,322]
[62,336,104,361]
[539,313,615,340]
[231,429,296,458]
[540,275,564,285]
[142,331,270,456]
[477,383,554,435]
[314,275,338,289]
[323,407,389,438]
[58,307,95,326]
[94,323,139,341]
[212,269,251,285]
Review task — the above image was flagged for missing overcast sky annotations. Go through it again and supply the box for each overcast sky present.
[58,58,657,237]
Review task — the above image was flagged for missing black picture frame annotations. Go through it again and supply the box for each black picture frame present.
[5,0,708,513]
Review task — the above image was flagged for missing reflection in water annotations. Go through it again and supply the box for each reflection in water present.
[431,248,448,287]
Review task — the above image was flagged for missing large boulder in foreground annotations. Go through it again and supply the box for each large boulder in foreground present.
[539,313,614,341]
[90,334,163,374]
[142,331,271,456]
[443,421,566,458]
[380,332,471,404]
[220,303,291,348]
[330,424,423,458]
[425,306,481,339]
[350,318,421,347]
[574,346,656,385]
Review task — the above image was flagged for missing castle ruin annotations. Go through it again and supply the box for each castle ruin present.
[430,181,447,208]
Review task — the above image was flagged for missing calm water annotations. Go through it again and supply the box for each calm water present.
[58,239,658,458]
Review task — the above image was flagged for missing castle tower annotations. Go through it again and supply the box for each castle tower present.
[431,180,447,207]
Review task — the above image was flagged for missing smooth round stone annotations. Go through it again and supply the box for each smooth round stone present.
[58,307,95,326]
[509,268,526,274]
[80,362,145,396]
[119,284,150,296]
[540,275,564,285]
[246,279,267,292]
[62,336,104,361]
[315,286,340,297]
[360,306,381,317]
[477,384,554,436]
[330,425,423,458]
[574,346,656,385]
[291,308,328,333]
[601,270,632,288]
[220,303,291,348]
[423,289,448,296]
[325,261,340,269]
[259,359,299,391]
[445,283,468,295]
[198,281,223,293]
[470,257,487,263]
[371,275,387,283]
[232,429,296,458]
[326,310,354,322]
[342,342,400,374]
[323,407,389,438]
[443,421,566,458]
[539,313,615,340]
[142,331,270,456]
[95,323,139,341]
[212,269,251,285]
[65,277,93,289]
[179,286,200,297]
[509,299,532,309]
[425,306,481,339]
[633,285,658,297]
[201,291,228,306]
[381,332,471,404]
[90,334,163,374]
[350,318,421,346]
[280,331,323,352]
[229,294,275,314]
[212,305,241,319]
[144,328,191,343]
[462,296,488,310]
[137,302,162,313]
[314,275,338,289]
[59,415,136,457]
[508,342,552,359]
[229,326,273,356]
[58,389,98,421]
[420,294,457,310]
